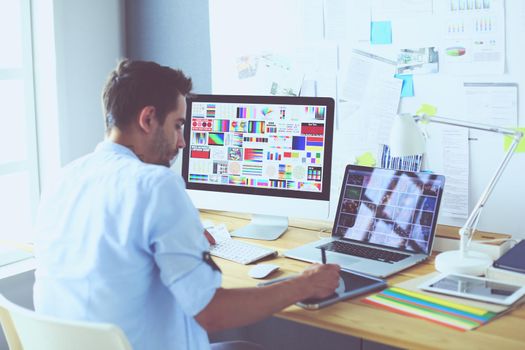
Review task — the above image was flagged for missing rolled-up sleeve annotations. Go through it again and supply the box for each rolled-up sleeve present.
[169,261,222,316]
[146,171,222,316]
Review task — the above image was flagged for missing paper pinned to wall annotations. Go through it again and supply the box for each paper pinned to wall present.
[300,79,317,97]
[358,74,403,148]
[335,102,369,162]
[324,0,370,43]
[205,0,525,237]
[369,0,437,50]
[294,41,339,98]
[464,82,518,127]
[209,0,336,96]
[232,53,304,96]
[339,50,396,113]
[339,50,402,156]
[440,127,470,219]
[315,73,337,100]
[371,0,434,18]
[438,0,506,75]
[425,125,470,219]
[209,0,325,94]
[212,46,339,97]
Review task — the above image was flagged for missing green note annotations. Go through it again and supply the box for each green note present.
[355,152,376,167]
[504,128,525,153]
[416,103,437,117]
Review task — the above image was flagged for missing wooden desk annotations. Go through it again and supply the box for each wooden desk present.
[202,211,525,350]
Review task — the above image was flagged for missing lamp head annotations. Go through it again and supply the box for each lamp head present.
[388,113,426,157]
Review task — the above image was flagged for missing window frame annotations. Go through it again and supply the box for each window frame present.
[0,0,40,242]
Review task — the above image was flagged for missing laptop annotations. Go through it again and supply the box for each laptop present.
[285,165,445,278]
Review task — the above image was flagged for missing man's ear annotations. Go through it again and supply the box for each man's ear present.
[137,106,157,133]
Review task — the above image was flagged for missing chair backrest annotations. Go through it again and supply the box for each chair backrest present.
[0,303,22,350]
[0,294,132,350]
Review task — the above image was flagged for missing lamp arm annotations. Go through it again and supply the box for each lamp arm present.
[414,114,523,257]
[414,114,519,136]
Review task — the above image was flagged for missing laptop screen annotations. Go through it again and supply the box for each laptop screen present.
[333,165,445,255]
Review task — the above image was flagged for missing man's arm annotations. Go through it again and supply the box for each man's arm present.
[195,263,340,332]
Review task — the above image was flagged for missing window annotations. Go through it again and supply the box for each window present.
[0,0,39,243]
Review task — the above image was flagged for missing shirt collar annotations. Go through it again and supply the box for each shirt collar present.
[95,140,140,160]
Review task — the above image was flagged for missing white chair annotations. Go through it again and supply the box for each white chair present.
[0,294,132,350]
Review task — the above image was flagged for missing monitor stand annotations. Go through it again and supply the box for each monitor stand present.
[231,214,288,241]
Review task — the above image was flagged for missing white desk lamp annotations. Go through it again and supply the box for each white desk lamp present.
[389,113,523,276]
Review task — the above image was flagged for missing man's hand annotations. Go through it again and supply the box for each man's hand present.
[195,262,340,333]
[203,229,216,245]
[297,263,341,299]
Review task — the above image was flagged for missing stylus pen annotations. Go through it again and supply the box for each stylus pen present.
[321,247,326,264]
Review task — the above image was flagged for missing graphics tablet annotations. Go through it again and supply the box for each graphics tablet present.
[258,270,387,309]
[418,273,525,306]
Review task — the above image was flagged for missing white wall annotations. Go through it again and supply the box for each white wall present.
[394,1,525,238]
[33,1,523,237]
[209,0,525,238]
[33,0,124,189]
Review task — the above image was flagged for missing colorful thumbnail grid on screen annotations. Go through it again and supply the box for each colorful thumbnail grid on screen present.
[187,102,328,193]
[334,170,442,253]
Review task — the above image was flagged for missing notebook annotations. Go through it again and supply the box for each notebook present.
[362,272,516,332]
[285,165,446,278]
[493,239,525,274]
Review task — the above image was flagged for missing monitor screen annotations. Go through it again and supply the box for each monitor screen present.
[182,94,334,200]
[333,165,445,255]
[181,94,335,240]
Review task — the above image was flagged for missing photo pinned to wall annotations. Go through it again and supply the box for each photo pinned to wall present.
[236,55,259,79]
[235,53,304,96]
[396,47,439,75]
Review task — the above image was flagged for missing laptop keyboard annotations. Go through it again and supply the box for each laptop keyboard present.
[318,241,410,263]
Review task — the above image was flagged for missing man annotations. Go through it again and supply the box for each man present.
[33,59,340,349]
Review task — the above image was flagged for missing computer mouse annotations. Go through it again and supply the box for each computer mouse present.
[248,264,280,279]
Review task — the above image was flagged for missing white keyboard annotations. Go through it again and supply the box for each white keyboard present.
[210,239,278,265]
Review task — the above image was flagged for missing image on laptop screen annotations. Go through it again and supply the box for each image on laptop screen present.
[333,165,445,255]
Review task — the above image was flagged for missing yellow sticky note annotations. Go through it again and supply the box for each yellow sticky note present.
[504,128,525,153]
[355,152,376,167]
[416,103,437,117]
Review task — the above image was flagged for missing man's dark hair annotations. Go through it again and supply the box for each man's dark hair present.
[102,59,193,131]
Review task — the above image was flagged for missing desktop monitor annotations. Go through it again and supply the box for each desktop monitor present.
[181,94,335,240]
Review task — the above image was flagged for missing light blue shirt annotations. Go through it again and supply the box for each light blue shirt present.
[33,141,221,350]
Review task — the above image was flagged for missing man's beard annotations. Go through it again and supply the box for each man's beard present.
[152,129,177,167]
